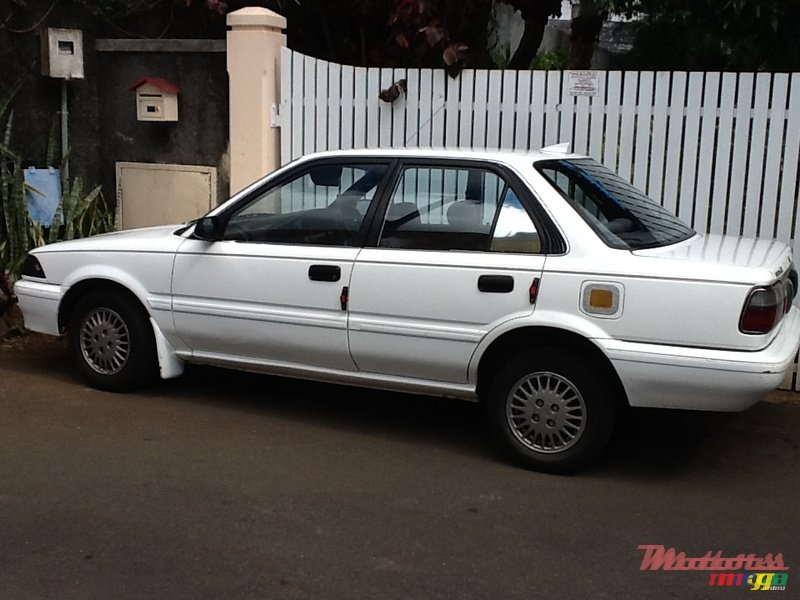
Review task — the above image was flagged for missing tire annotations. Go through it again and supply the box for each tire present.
[67,290,158,392]
[485,347,616,474]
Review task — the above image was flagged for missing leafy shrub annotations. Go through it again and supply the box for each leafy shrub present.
[0,81,113,296]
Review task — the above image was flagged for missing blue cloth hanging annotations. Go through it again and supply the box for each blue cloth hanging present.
[24,167,62,227]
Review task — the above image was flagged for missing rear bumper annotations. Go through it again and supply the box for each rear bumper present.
[600,307,800,411]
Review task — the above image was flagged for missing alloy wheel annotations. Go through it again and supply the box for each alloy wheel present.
[505,371,587,454]
[79,307,131,376]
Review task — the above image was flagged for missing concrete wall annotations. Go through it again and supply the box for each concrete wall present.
[1,30,229,214]
[95,39,230,205]
[0,24,102,190]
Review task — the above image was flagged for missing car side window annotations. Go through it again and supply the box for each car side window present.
[490,189,541,253]
[222,163,388,246]
[378,166,540,253]
[540,166,604,222]
[537,158,695,250]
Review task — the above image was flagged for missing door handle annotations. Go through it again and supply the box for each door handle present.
[308,264,341,282]
[478,274,514,293]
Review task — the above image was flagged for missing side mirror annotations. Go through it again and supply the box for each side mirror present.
[193,216,223,241]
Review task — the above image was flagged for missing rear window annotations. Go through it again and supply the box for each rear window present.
[536,158,695,250]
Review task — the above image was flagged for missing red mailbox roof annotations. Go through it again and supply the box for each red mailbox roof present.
[128,77,180,94]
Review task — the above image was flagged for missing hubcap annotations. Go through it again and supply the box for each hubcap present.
[79,308,130,376]
[506,371,586,454]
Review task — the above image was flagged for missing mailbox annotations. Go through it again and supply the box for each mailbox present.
[41,28,84,79]
[128,77,179,122]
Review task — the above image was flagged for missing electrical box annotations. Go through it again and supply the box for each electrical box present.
[128,77,179,122]
[41,28,84,79]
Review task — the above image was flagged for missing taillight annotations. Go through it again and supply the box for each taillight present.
[787,269,798,311]
[784,277,795,314]
[740,282,786,334]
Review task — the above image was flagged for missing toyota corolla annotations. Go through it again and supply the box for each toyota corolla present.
[15,147,800,473]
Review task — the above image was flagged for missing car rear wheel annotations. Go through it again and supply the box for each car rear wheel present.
[67,290,157,392]
[486,347,616,474]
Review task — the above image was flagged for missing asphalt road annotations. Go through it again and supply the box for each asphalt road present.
[1,334,798,600]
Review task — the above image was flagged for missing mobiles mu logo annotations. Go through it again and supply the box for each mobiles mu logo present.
[637,545,790,591]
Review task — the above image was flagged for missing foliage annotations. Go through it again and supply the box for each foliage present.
[42,177,109,245]
[0,82,29,281]
[488,48,512,70]
[0,81,113,298]
[8,0,798,72]
[605,0,800,71]
[531,48,567,70]
[260,1,562,72]
[73,0,170,18]
[3,0,561,71]
[566,0,609,69]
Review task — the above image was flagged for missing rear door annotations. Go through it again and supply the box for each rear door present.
[347,161,555,383]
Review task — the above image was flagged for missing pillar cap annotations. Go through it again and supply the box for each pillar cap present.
[227,7,286,30]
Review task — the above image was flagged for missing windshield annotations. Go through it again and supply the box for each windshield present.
[536,158,695,250]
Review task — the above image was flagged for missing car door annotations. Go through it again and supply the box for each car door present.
[347,161,554,384]
[172,159,392,371]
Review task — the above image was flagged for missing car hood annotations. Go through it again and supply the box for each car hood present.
[632,233,793,282]
[31,224,186,254]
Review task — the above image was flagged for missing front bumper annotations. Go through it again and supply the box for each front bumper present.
[600,306,800,411]
[14,279,62,336]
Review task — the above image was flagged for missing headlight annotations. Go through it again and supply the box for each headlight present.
[21,254,46,279]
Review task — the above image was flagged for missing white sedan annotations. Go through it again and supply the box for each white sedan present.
[15,147,800,473]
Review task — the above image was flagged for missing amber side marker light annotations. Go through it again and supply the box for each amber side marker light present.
[589,288,614,309]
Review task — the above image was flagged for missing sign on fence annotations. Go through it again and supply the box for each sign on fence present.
[566,70,600,96]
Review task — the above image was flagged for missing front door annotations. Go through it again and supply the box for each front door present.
[172,160,391,371]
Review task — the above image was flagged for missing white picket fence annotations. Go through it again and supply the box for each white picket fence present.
[279,48,800,390]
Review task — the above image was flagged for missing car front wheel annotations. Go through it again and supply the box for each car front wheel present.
[486,347,616,474]
[67,290,157,392]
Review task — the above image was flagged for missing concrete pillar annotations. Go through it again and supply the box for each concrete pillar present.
[227,7,286,194]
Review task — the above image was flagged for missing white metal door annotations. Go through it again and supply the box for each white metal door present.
[348,249,544,383]
[172,241,357,371]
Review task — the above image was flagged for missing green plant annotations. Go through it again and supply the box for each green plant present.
[39,177,108,246]
[489,47,512,69]
[1,82,114,293]
[0,81,30,282]
[530,48,567,70]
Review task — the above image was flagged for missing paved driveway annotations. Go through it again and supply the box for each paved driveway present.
[1,335,798,599]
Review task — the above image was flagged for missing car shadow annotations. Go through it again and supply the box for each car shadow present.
[159,363,792,480]
[160,363,495,463]
[7,335,793,480]
[598,407,717,476]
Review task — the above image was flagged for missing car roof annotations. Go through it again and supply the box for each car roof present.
[294,146,588,169]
